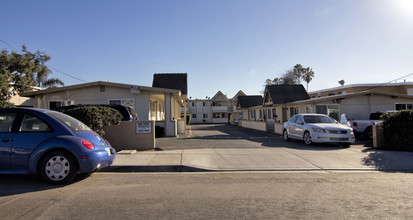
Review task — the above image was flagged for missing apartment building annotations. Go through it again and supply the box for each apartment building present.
[185,90,246,124]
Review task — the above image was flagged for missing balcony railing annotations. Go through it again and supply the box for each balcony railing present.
[212,106,228,112]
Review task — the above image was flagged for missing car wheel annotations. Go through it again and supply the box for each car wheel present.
[283,129,290,141]
[303,131,312,145]
[40,151,78,184]
[364,126,373,139]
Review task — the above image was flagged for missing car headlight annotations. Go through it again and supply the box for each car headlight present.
[312,127,326,133]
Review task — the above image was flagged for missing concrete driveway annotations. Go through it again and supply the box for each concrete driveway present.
[108,124,413,172]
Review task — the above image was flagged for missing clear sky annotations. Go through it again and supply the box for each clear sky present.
[2,0,413,99]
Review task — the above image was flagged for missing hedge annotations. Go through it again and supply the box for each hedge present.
[64,106,122,136]
[0,100,15,108]
[381,110,413,151]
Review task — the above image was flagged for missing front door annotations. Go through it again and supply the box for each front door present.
[0,112,17,171]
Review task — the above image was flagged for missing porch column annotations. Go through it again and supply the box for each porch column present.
[164,93,177,137]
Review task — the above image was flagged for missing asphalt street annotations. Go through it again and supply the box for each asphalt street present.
[2,172,413,219]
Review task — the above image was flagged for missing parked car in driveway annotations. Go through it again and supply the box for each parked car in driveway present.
[0,108,116,184]
[343,110,397,139]
[283,113,355,147]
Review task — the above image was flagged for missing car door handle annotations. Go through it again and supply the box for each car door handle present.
[2,137,12,143]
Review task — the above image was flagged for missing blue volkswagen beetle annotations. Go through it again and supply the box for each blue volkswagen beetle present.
[0,108,116,184]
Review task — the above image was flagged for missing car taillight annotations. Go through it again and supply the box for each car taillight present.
[82,140,95,149]
[353,122,358,127]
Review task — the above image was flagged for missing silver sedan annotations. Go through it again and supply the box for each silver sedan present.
[283,114,355,147]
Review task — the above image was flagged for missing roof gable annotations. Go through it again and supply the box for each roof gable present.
[152,73,188,95]
[231,90,246,101]
[265,84,310,104]
[237,95,263,109]
[211,91,229,102]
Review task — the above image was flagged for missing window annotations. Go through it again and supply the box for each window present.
[316,104,340,121]
[192,114,197,118]
[192,102,195,107]
[395,103,413,110]
[19,114,51,132]
[296,116,304,124]
[203,102,205,106]
[47,112,91,132]
[49,100,74,110]
[203,114,208,118]
[306,105,312,113]
[0,112,17,133]
[109,99,134,109]
[289,115,298,123]
[213,113,221,118]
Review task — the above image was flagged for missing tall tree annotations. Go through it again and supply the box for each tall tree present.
[281,70,300,85]
[293,64,303,84]
[35,65,64,88]
[301,67,315,91]
[0,45,63,101]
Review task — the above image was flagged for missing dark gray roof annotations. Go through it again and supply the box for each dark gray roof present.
[237,95,263,108]
[152,73,188,95]
[266,84,310,104]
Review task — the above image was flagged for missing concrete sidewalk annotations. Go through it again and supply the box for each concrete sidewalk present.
[101,146,413,172]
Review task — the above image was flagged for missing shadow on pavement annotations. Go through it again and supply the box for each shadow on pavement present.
[0,173,92,197]
[361,148,413,173]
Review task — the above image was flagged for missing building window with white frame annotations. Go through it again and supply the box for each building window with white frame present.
[395,103,413,110]
[316,104,340,120]
[49,100,74,110]
[109,99,134,109]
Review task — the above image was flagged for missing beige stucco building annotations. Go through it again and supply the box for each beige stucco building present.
[21,81,186,137]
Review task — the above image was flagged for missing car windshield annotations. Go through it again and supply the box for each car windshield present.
[127,107,139,120]
[47,112,92,132]
[303,115,335,124]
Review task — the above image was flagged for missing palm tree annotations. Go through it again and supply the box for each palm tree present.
[301,67,315,91]
[293,64,303,84]
[34,66,64,88]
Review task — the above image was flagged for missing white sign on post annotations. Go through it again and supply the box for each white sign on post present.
[136,122,151,134]
[130,86,141,94]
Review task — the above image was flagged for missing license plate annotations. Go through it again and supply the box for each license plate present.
[105,148,111,155]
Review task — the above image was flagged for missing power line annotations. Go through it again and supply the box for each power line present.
[0,39,89,83]
[361,72,413,92]
[48,66,89,83]
[0,39,18,51]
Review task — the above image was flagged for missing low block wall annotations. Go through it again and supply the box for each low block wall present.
[177,119,186,134]
[103,121,155,151]
[373,124,385,149]
[239,120,266,132]
[274,123,284,135]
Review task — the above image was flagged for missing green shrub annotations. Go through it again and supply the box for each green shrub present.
[64,106,122,136]
[0,100,15,108]
[381,110,413,151]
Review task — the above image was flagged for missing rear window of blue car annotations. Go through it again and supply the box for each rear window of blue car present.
[47,112,92,132]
